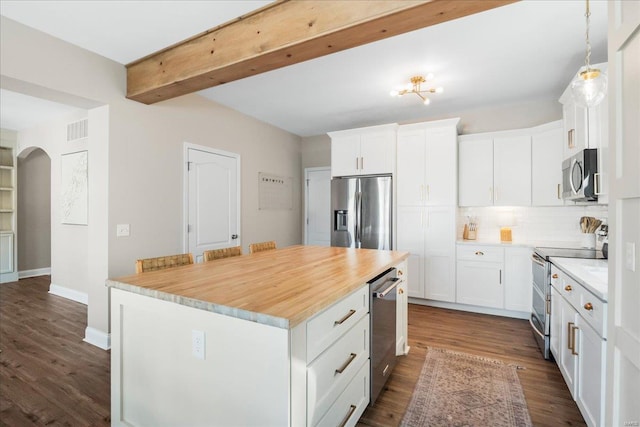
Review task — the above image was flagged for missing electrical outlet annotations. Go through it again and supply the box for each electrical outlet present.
[192,330,205,360]
[116,224,130,237]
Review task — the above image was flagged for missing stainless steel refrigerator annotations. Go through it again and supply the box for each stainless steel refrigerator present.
[331,175,392,250]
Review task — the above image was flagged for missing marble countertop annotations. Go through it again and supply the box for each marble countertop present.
[550,257,608,301]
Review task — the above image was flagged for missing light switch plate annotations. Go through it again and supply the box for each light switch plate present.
[626,242,636,272]
[116,224,130,237]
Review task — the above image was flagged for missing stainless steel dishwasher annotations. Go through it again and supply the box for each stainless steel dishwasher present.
[369,268,399,404]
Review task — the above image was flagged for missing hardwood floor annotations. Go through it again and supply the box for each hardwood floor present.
[359,303,586,427]
[1,278,585,426]
[0,276,110,426]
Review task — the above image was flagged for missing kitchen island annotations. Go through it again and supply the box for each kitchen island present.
[107,245,408,427]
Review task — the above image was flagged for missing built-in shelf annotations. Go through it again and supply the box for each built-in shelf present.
[0,209,14,213]
[0,187,14,191]
[0,165,13,170]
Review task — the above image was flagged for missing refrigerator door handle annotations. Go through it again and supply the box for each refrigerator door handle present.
[355,191,362,244]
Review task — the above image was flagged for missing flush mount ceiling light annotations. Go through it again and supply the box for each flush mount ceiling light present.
[390,74,443,106]
[571,0,607,108]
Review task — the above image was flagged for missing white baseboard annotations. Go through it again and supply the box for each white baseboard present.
[84,326,111,350]
[19,267,51,279]
[409,298,530,320]
[49,283,89,305]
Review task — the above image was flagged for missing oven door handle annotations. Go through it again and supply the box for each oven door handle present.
[373,278,400,299]
[529,316,545,339]
[532,254,545,267]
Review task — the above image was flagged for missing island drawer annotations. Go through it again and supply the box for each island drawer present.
[314,359,370,427]
[577,282,607,338]
[307,284,369,363]
[307,314,369,426]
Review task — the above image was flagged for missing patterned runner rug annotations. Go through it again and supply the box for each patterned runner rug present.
[400,347,532,427]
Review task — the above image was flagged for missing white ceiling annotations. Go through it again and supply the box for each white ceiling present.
[0,1,608,136]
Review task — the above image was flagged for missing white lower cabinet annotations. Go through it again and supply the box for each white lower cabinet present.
[0,232,14,274]
[550,264,606,427]
[397,206,455,302]
[455,244,532,314]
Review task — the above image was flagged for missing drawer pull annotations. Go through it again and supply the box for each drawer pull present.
[339,404,357,427]
[584,302,594,311]
[398,288,404,295]
[334,309,356,326]
[335,353,357,374]
[552,273,558,279]
[398,269,404,276]
[565,285,572,292]
[571,325,579,356]
[475,251,484,256]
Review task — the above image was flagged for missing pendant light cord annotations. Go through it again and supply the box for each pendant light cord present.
[584,0,592,72]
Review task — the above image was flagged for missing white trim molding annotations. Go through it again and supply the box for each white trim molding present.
[19,267,51,279]
[84,326,111,350]
[49,283,89,305]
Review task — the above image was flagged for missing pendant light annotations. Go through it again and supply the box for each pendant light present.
[571,0,607,108]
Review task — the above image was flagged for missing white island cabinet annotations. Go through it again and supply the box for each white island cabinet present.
[108,245,408,427]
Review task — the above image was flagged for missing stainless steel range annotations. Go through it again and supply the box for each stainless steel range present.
[530,246,604,360]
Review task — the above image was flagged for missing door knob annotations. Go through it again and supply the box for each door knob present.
[231,234,238,239]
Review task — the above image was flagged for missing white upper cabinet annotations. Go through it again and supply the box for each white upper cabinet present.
[329,124,397,177]
[459,130,532,207]
[532,121,564,206]
[493,135,532,206]
[458,138,493,207]
[397,119,458,206]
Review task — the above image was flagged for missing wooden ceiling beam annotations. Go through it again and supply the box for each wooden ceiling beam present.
[126,0,516,104]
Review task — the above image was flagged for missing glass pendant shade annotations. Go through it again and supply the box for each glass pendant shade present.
[571,67,608,108]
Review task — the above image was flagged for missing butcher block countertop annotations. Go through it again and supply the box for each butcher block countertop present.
[107,245,408,329]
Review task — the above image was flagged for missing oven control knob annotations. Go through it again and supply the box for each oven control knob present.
[552,273,559,279]
[584,302,594,311]
[565,285,573,291]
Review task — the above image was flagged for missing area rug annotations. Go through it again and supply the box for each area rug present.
[400,347,532,427]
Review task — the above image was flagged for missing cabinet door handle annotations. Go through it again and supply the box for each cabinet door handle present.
[584,302,594,311]
[557,183,561,199]
[546,298,551,315]
[571,325,579,356]
[567,321,575,351]
[360,157,364,170]
[426,184,430,201]
[338,405,357,427]
[335,353,357,374]
[565,285,572,292]
[568,129,575,149]
[475,251,484,256]
[334,309,356,326]
[398,288,404,295]
[499,269,502,284]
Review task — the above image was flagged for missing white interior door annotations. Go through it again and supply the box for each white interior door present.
[305,167,331,246]
[606,2,640,425]
[186,146,240,263]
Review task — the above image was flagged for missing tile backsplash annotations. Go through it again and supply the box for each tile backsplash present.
[458,205,609,248]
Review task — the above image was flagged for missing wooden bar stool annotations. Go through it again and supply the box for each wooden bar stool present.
[135,253,194,273]
[203,246,243,262]
[249,241,276,254]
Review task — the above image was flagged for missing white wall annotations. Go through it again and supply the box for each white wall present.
[1,16,302,344]
[17,111,90,296]
[17,148,51,272]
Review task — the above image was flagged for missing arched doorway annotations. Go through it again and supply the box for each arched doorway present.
[17,147,51,277]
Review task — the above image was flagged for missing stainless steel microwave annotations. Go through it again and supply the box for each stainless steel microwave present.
[562,148,599,201]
